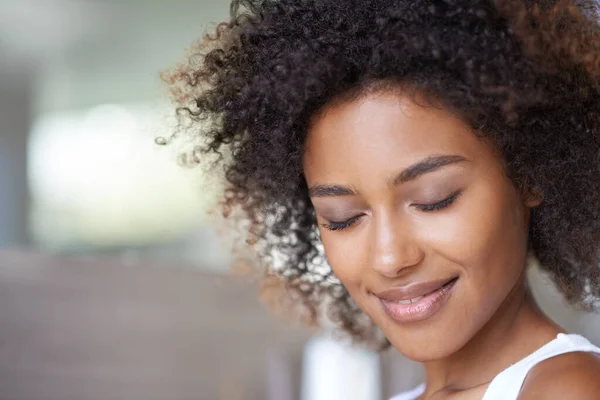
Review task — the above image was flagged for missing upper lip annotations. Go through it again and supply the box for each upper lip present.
[374,277,458,302]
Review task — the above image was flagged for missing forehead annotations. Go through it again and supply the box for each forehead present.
[303,92,495,181]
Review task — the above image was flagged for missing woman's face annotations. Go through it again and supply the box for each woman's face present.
[303,91,535,361]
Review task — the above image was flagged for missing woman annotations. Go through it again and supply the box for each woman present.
[163,0,600,398]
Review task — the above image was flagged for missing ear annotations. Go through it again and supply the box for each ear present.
[524,185,543,208]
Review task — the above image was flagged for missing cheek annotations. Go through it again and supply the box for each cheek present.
[319,229,367,293]
[426,181,528,309]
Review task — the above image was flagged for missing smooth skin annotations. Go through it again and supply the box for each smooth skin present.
[302,91,600,399]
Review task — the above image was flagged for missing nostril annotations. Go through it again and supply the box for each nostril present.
[370,245,425,278]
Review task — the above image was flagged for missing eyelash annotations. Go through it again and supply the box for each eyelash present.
[320,190,462,232]
[414,190,462,212]
[321,215,361,231]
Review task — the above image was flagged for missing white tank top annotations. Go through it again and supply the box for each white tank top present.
[390,333,600,400]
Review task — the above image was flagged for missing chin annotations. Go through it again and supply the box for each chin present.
[382,322,475,362]
[392,342,459,363]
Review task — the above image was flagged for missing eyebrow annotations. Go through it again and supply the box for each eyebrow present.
[307,154,468,198]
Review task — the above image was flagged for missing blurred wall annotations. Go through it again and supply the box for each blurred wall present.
[0,61,32,247]
[0,250,310,400]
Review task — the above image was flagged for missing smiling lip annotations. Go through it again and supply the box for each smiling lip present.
[375,277,458,323]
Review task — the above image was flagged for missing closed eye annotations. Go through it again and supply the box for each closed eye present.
[320,215,362,231]
[413,190,462,212]
[319,191,461,231]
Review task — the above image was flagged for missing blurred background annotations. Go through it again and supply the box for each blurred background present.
[0,1,598,399]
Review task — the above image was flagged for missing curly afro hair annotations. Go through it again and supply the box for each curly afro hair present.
[163,0,600,347]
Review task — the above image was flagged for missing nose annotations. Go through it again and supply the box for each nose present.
[369,211,424,278]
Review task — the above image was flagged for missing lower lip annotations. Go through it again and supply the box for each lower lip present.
[378,278,458,324]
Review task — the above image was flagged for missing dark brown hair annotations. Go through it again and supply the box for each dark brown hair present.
[163,0,600,347]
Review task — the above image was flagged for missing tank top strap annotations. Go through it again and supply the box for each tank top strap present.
[481,333,600,400]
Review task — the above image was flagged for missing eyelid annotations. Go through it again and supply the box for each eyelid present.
[320,214,362,231]
[412,190,462,211]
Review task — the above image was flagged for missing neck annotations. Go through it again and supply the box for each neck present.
[421,273,562,395]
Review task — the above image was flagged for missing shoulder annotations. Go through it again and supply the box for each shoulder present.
[518,352,600,400]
